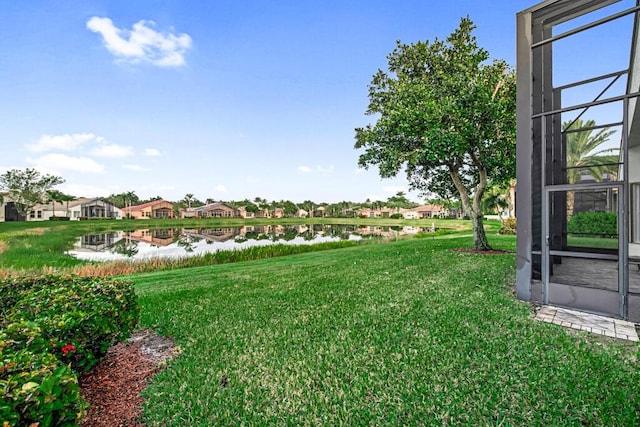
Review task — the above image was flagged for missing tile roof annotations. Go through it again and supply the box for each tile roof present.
[122,200,171,212]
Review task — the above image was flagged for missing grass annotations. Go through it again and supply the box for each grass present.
[567,235,619,250]
[65,241,363,277]
[133,234,640,426]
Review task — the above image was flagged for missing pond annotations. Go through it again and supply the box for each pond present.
[66,224,434,262]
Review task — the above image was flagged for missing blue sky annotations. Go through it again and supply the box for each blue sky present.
[1,0,617,203]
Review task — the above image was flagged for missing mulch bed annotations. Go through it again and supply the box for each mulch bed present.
[78,330,177,427]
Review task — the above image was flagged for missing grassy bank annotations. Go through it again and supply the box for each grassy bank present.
[0,217,477,273]
[133,235,640,425]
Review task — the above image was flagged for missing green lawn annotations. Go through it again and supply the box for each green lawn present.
[567,235,619,250]
[133,235,640,426]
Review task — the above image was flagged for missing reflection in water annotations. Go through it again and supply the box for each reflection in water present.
[66,224,434,262]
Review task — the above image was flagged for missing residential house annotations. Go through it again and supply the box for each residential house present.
[122,200,175,219]
[237,206,271,219]
[191,202,240,218]
[71,198,122,220]
[27,198,121,221]
[312,206,327,218]
[0,192,26,222]
[402,210,419,219]
[180,208,198,218]
[356,206,404,218]
[411,204,446,219]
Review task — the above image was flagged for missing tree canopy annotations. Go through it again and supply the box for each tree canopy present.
[106,191,140,209]
[0,168,65,217]
[354,17,516,250]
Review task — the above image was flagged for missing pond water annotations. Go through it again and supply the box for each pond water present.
[66,224,434,262]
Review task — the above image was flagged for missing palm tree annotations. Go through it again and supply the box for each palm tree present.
[60,193,76,218]
[481,183,509,219]
[563,119,618,184]
[184,193,194,209]
[46,190,66,218]
[563,119,619,216]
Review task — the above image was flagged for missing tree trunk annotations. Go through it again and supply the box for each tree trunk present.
[449,165,493,251]
[566,190,575,219]
[471,213,491,251]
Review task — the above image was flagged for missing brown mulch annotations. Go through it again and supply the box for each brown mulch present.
[78,330,178,427]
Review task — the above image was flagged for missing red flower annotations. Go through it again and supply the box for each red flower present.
[61,344,76,356]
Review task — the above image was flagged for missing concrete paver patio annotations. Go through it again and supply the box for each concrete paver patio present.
[535,306,639,342]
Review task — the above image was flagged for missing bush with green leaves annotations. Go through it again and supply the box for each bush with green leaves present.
[568,211,617,237]
[498,217,516,235]
[0,323,86,427]
[1,275,139,426]
[2,275,139,371]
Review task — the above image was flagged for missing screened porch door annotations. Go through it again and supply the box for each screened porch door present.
[543,183,625,318]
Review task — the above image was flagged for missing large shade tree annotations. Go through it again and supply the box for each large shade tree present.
[0,168,65,217]
[355,17,516,250]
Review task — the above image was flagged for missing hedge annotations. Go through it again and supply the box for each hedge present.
[1,275,139,426]
[0,323,85,426]
[567,211,617,237]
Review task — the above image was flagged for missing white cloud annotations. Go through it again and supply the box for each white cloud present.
[215,184,228,193]
[144,148,161,157]
[27,154,106,174]
[122,164,151,172]
[92,144,134,158]
[27,133,100,153]
[383,185,406,194]
[87,17,192,67]
[60,183,113,198]
[297,165,333,174]
[354,167,365,175]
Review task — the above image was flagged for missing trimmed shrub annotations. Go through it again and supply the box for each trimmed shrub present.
[390,213,403,219]
[2,275,139,371]
[1,275,139,426]
[498,217,517,235]
[0,323,86,427]
[567,212,617,237]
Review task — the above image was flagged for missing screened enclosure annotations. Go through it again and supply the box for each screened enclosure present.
[516,0,640,320]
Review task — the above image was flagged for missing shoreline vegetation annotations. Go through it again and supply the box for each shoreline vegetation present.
[0,217,482,277]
